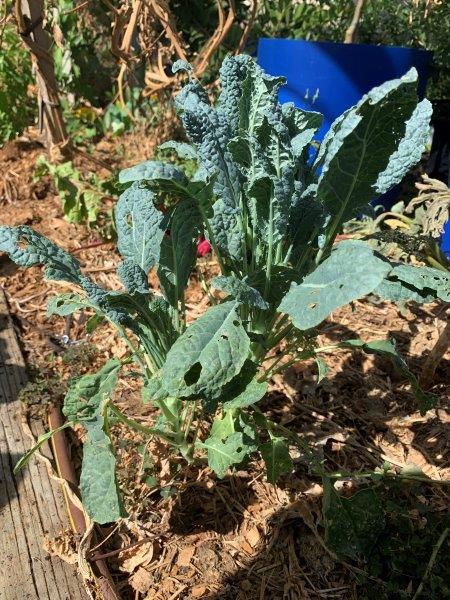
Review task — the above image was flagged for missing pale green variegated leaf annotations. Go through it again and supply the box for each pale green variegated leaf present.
[161,302,250,397]
[317,69,420,233]
[260,435,293,484]
[63,359,121,423]
[81,421,125,524]
[387,264,450,303]
[210,410,236,440]
[212,275,269,309]
[157,198,201,306]
[14,422,72,473]
[116,182,166,274]
[158,140,198,160]
[47,293,94,318]
[375,99,432,194]
[0,226,83,285]
[279,240,391,330]
[338,338,437,415]
[323,478,385,561]
[198,431,248,478]
[119,160,188,186]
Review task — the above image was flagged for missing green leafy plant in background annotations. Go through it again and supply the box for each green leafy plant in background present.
[2,56,449,524]
[35,155,117,226]
[254,0,450,99]
[0,24,36,142]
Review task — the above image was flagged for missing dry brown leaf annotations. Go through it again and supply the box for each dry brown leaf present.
[245,526,261,548]
[119,541,154,573]
[130,566,153,594]
[239,539,254,555]
[191,584,207,597]
[177,545,195,567]
[43,531,77,565]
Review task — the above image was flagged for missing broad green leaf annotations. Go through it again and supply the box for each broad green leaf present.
[14,422,72,473]
[47,293,94,318]
[81,421,125,524]
[209,200,244,261]
[212,275,269,310]
[323,478,385,561]
[375,99,432,194]
[198,431,248,478]
[222,375,267,410]
[338,338,437,414]
[260,435,293,484]
[157,198,201,306]
[279,240,392,330]
[317,69,420,234]
[63,359,121,423]
[115,182,166,274]
[161,302,250,398]
[210,410,236,440]
[0,226,83,285]
[119,160,188,186]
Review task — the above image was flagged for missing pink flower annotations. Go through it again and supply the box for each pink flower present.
[197,236,212,257]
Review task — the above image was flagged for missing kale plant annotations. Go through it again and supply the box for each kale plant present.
[2,56,449,524]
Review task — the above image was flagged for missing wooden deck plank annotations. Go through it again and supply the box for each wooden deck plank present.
[0,289,87,600]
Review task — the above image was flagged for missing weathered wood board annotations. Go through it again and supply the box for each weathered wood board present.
[0,289,87,600]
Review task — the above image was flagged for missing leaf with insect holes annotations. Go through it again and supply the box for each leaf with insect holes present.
[384,264,450,303]
[279,240,392,330]
[198,432,249,478]
[260,435,293,484]
[115,182,166,274]
[323,478,385,561]
[337,338,437,415]
[161,302,250,398]
[47,293,96,318]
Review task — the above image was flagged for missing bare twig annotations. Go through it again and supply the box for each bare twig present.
[344,0,366,44]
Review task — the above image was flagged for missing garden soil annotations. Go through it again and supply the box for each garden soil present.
[0,132,448,599]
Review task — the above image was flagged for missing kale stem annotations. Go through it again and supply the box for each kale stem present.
[109,403,177,446]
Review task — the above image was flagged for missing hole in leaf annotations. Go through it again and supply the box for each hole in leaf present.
[221,334,229,340]
[232,320,239,327]
[184,362,202,386]
[125,213,133,227]
[17,237,29,250]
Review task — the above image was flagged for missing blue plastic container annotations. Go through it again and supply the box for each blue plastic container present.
[257,38,431,140]
[257,38,450,257]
